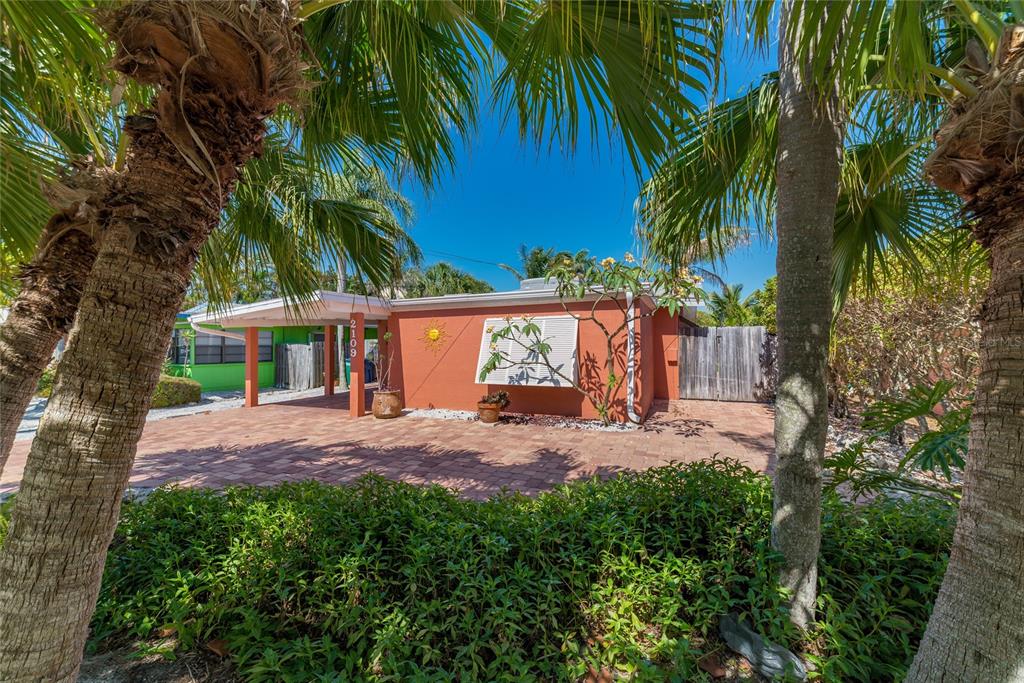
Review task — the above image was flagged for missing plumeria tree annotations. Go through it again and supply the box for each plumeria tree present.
[479,254,702,424]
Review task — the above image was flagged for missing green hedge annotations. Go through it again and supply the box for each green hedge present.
[76,462,952,681]
[36,365,56,397]
[150,374,201,409]
[37,371,200,406]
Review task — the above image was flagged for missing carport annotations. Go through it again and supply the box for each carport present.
[188,292,391,416]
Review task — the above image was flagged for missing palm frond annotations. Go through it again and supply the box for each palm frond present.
[198,135,418,311]
[0,0,150,259]
[491,0,723,175]
[297,0,484,187]
[638,73,778,266]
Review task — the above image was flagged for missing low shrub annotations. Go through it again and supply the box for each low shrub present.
[150,374,201,409]
[85,462,953,681]
[36,364,56,397]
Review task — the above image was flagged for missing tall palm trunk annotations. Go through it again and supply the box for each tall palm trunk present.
[0,208,98,470]
[0,3,304,679]
[907,26,1024,680]
[771,0,846,631]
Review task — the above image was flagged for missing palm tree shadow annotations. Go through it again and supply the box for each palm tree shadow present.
[131,439,627,500]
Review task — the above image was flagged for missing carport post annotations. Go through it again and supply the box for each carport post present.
[350,312,365,417]
[244,327,259,408]
[324,324,336,396]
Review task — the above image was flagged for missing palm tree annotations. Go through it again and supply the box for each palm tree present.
[498,245,589,281]
[646,0,1023,671]
[769,0,848,631]
[0,131,416,470]
[766,3,1024,674]
[0,1,722,677]
[646,4,850,630]
[699,284,759,327]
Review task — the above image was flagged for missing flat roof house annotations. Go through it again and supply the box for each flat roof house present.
[186,278,699,423]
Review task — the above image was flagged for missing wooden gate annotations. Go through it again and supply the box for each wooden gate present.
[275,342,326,390]
[678,326,776,402]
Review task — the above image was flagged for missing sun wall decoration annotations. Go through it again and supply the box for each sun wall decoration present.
[421,319,449,354]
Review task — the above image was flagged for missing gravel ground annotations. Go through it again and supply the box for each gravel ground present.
[825,414,963,493]
[15,387,334,442]
[403,407,638,432]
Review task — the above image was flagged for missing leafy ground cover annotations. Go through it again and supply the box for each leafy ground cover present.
[1,461,953,681]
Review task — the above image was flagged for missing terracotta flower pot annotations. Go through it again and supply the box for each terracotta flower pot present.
[477,402,502,424]
[372,389,402,419]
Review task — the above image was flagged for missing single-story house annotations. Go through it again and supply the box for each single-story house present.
[183,278,698,422]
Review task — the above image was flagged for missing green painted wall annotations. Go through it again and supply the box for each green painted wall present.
[167,321,381,393]
[167,321,323,392]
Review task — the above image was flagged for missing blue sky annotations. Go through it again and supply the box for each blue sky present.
[401,30,777,295]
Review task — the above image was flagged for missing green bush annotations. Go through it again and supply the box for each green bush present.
[150,374,201,408]
[36,364,56,397]
[84,462,953,681]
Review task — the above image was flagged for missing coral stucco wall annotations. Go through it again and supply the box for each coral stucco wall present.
[390,300,670,422]
[651,308,681,400]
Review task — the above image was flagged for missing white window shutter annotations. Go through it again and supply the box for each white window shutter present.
[476,316,578,387]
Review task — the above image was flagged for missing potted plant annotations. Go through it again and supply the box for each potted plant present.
[371,331,402,419]
[477,390,510,424]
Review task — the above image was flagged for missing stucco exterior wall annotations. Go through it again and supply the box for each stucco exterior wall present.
[651,308,681,401]
[390,300,670,422]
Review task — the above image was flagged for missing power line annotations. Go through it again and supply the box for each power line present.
[421,248,508,269]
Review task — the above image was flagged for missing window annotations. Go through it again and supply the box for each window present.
[167,329,190,365]
[194,329,272,364]
[475,315,578,387]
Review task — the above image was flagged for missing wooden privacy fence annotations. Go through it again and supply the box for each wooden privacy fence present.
[678,326,777,402]
[275,342,331,390]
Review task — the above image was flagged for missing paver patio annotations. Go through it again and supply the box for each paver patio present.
[2,394,774,499]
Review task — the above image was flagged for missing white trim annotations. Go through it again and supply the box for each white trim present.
[188,291,391,327]
[625,292,641,423]
[391,288,586,311]
[187,288,702,327]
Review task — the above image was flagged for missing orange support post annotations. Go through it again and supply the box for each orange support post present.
[244,327,259,408]
[324,324,335,396]
[350,312,365,417]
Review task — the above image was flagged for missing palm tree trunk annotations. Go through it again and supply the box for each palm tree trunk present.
[907,26,1024,680]
[771,0,846,631]
[0,3,303,679]
[0,214,97,472]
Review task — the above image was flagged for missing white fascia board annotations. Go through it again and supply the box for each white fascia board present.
[188,291,391,327]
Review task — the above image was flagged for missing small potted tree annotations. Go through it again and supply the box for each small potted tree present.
[477,390,510,424]
[371,331,402,419]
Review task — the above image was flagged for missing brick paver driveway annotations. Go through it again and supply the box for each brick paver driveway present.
[2,395,774,499]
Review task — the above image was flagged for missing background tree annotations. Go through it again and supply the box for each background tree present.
[401,262,495,298]
[498,245,592,281]
[831,252,986,410]
[752,276,777,332]
[697,283,760,327]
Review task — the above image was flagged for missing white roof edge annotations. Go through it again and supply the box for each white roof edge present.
[390,288,589,310]
[188,290,391,326]
[186,288,701,324]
